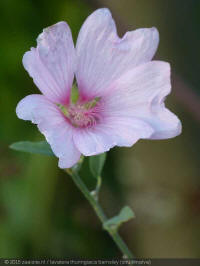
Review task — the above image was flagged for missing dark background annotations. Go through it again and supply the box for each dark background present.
[0,0,200,258]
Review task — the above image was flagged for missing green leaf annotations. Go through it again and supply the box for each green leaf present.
[89,152,107,178]
[103,206,135,231]
[9,141,55,156]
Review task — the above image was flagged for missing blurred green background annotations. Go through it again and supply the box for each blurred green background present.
[1,0,200,258]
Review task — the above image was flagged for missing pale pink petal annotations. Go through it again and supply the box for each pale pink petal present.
[102,61,181,140]
[16,95,80,168]
[23,22,75,105]
[73,127,116,156]
[73,118,153,156]
[76,8,159,100]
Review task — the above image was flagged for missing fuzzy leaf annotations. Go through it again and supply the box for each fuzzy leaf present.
[89,152,107,178]
[10,141,55,156]
[103,206,135,231]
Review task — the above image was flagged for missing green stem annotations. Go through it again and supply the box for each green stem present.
[69,169,134,258]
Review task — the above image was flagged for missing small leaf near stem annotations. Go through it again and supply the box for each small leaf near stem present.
[10,141,55,156]
[103,206,135,232]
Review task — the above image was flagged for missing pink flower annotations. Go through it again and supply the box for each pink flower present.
[16,8,181,168]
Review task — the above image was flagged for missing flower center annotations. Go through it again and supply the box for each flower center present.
[57,97,101,128]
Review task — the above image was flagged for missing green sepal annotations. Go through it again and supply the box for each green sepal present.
[9,141,55,156]
[71,156,84,173]
[71,84,79,104]
[89,152,107,179]
[57,104,68,116]
[103,206,135,231]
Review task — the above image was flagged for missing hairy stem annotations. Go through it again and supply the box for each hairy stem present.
[69,169,134,258]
